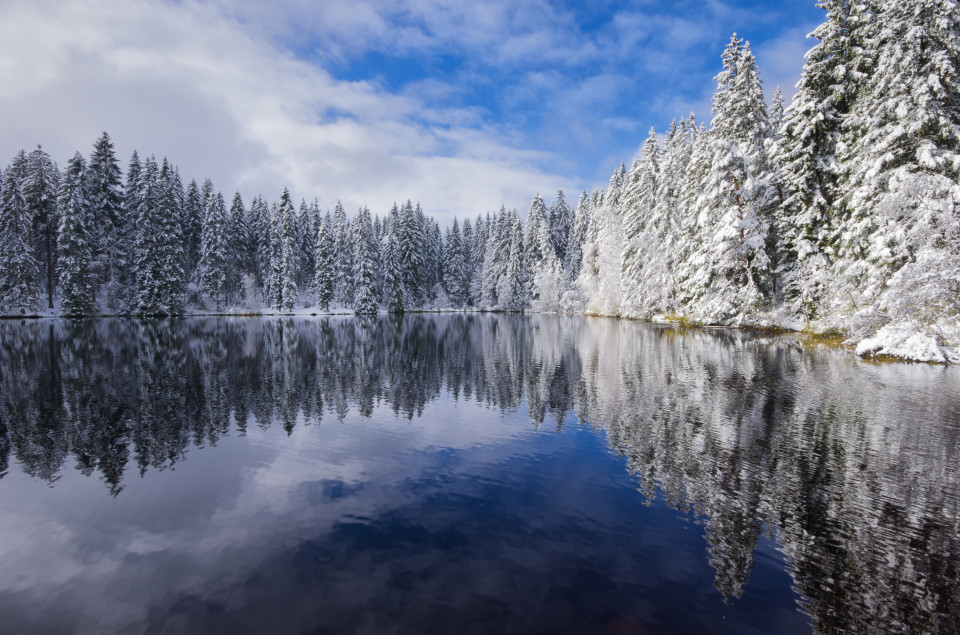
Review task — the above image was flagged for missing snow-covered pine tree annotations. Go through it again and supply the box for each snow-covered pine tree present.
[0,151,41,313]
[673,123,713,312]
[113,151,141,312]
[548,190,572,265]
[183,179,204,282]
[580,165,626,316]
[57,152,95,315]
[481,207,510,308]
[295,199,313,293]
[621,130,661,319]
[155,159,186,314]
[381,220,404,313]
[250,196,272,302]
[424,213,442,301]
[352,206,379,316]
[443,217,468,307]
[200,189,230,309]
[565,191,590,282]
[332,201,353,306]
[694,35,776,323]
[461,217,475,302]
[469,213,488,305]
[134,156,162,314]
[648,118,694,315]
[24,145,60,309]
[396,201,424,307]
[315,216,334,311]
[832,0,960,333]
[278,189,299,311]
[227,191,249,301]
[497,212,527,311]
[86,132,123,309]
[524,193,561,310]
[776,0,864,319]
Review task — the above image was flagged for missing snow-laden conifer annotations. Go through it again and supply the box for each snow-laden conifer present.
[57,152,95,315]
[315,216,334,311]
[24,145,60,309]
[200,188,230,309]
[352,206,378,316]
[0,151,40,313]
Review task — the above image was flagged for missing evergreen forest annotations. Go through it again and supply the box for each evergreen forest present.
[1,1,958,360]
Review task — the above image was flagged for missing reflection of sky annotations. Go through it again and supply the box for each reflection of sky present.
[0,395,806,634]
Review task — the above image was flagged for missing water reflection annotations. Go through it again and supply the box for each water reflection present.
[0,315,958,633]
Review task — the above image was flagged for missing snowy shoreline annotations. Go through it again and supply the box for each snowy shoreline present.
[4,307,957,365]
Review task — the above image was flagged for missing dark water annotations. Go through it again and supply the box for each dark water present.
[0,316,958,635]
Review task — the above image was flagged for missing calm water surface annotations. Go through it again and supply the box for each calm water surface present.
[0,315,958,634]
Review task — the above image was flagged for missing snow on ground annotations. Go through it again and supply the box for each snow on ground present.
[855,321,960,364]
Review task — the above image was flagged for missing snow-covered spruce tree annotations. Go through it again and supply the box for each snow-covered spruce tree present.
[115,151,141,312]
[183,179,205,283]
[398,200,425,308]
[278,189,299,311]
[776,0,865,320]
[294,199,313,293]
[155,159,186,314]
[831,0,960,339]
[565,191,590,282]
[523,193,561,310]
[315,217,334,311]
[648,117,694,315]
[268,201,283,308]
[24,145,60,309]
[86,132,123,309]
[57,152,95,316]
[673,122,713,312]
[0,151,41,313]
[580,164,626,316]
[497,212,527,311]
[250,195,272,302]
[549,190,573,266]
[692,35,776,324]
[332,201,353,306]
[461,217,475,300]
[469,213,488,305]
[481,207,511,308]
[381,220,404,313]
[423,210,442,302]
[621,130,661,319]
[352,206,379,316]
[443,218,468,307]
[228,191,249,302]
[133,156,162,314]
[199,189,230,309]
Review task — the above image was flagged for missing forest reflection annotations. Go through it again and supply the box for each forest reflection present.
[0,314,958,634]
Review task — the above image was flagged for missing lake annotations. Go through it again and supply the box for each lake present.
[0,315,958,634]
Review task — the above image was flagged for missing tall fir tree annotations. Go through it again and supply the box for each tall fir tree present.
[332,201,353,306]
[314,217,334,311]
[443,218,468,307]
[0,151,41,313]
[278,189,299,311]
[86,132,123,307]
[199,189,230,309]
[57,152,95,315]
[352,206,379,316]
[24,145,60,309]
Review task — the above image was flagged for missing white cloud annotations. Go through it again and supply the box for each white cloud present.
[0,0,569,221]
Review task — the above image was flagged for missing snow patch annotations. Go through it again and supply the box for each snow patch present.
[856,324,960,364]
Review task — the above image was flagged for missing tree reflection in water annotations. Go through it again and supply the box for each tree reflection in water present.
[0,314,958,633]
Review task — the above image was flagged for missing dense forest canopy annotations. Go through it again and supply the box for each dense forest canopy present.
[0,0,958,360]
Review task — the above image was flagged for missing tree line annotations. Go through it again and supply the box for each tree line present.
[1,0,957,344]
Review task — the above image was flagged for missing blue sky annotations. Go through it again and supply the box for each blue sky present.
[0,0,823,222]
